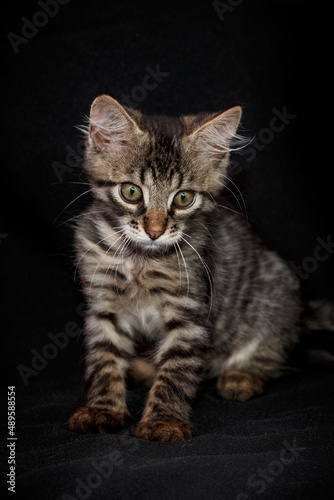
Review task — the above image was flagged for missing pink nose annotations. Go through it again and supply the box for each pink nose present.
[145,228,164,240]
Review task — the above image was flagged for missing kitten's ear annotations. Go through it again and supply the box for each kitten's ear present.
[89,94,142,154]
[189,106,242,162]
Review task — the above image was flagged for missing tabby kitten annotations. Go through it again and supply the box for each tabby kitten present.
[68,94,301,442]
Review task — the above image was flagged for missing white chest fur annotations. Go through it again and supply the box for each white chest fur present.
[113,258,165,340]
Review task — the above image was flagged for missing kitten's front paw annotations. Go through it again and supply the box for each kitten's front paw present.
[68,406,129,434]
[217,370,264,401]
[134,420,192,442]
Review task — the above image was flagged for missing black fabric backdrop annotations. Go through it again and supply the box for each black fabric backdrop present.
[1,1,334,499]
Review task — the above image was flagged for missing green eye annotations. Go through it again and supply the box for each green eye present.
[173,190,195,209]
[120,183,143,204]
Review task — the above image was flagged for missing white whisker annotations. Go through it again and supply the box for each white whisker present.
[74,229,125,282]
[53,188,93,224]
[88,232,126,295]
[57,210,103,227]
[173,242,183,293]
[176,241,190,305]
[221,173,248,220]
[67,181,90,186]
[106,236,132,299]
[216,203,243,218]
[114,237,132,292]
[204,191,219,213]
[181,236,214,320]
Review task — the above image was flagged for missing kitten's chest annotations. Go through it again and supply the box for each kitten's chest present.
[104,248,200,339]
[110,257,170,340]
[114,252,182,295]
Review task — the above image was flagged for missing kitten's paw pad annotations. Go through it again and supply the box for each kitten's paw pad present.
[68,406,129,434]
[217,371,264,401]
[134,420,192,442]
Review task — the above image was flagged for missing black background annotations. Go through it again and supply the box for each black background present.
[2,1,333,499]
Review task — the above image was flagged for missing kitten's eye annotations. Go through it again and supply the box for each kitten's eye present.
[120,183,143,204]
[173,190,195,209]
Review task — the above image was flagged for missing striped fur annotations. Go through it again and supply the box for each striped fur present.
[68,95,301,441]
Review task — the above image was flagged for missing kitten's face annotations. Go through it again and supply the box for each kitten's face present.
[84,95,242,252]
[106,176,203,251]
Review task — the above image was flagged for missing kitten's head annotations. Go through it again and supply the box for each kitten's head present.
[84,94,242,251]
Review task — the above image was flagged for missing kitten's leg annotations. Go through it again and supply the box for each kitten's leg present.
[134,321,209,442]
[68,311,133,433]
[217,370,264,401]
[215,340,284,401]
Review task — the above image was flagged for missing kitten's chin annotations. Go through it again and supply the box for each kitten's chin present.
[138,240,170,254]
[129,236,175,256]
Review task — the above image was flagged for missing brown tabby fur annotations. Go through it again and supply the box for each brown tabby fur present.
[68,95,301,441]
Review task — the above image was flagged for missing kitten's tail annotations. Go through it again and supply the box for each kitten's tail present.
[302,298,334,332]
[298,298,334,369]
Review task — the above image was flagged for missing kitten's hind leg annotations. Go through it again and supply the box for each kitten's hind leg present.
[213,338,283,402]
[217,370,264,401]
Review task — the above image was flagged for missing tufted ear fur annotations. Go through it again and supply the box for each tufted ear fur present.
[89,94,143,155]
[189,106,243,163]
[183,106,245,194]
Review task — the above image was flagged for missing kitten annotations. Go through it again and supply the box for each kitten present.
[67,94,301,442]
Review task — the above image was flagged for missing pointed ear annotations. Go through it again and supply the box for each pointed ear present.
[189,106,242,162]
[89,94,142,154]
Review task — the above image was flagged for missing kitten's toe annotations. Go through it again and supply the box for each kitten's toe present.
[134,420,192,442]
[68,406,129,433]
[217,370,264,401]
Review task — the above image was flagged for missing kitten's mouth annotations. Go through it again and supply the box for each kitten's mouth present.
[125,231,176,255]
[132,240,169,256]
[141,237,170,251]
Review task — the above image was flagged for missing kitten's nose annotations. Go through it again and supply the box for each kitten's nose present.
[145,228,164,240]
[143,211,167,240]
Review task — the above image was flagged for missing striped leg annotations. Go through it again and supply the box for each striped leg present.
[68,311,134,433]
[134,321,209,442]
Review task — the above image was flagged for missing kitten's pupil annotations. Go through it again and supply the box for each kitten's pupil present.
[130,187,135,196]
